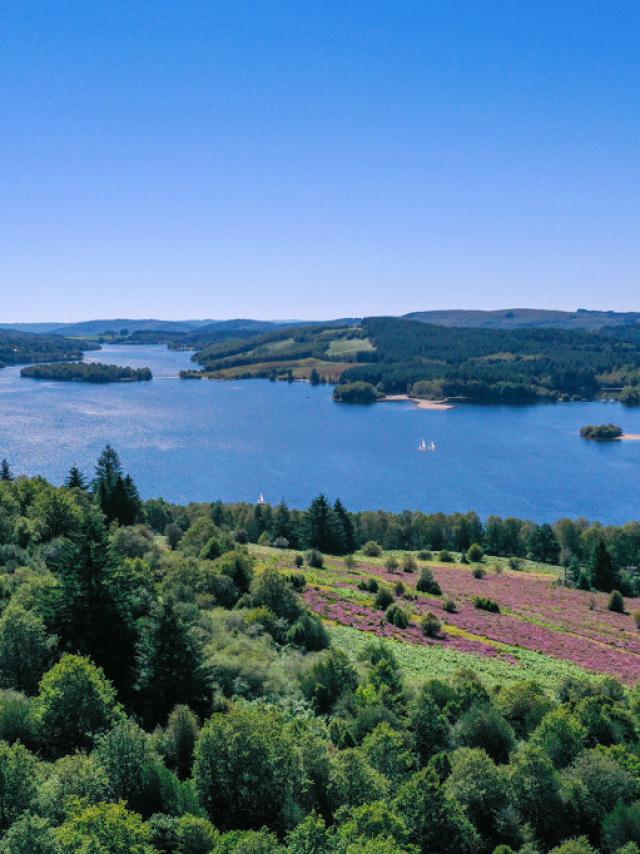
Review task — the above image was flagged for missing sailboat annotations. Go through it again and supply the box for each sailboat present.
[429,441,436,452]
[419,439,427,452]
[258,493,266,505]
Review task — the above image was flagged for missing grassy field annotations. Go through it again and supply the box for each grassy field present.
[250,544,640,688]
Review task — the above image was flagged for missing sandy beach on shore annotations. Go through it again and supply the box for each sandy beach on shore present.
[380,394,454,411]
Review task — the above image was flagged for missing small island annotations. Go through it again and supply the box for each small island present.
[333,381,382,403]
[20,362,153,383]
[580,423,623,440]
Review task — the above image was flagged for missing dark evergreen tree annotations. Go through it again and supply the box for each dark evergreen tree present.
[591,539,618,592]
[310,368,321,385]
[136,598,210,726]
[0,458,14,481]
[304,495,346,554]
[50,504,137,695]
[65,465,88,490]
[527,523,560,564]
[334,499,355,553]
[93,446,140,525]
[271,501,294,545]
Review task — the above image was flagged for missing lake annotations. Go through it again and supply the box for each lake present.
[0,344,638,524]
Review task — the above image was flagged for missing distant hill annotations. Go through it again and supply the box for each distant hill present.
[0,329,97,365]
[403,308,640,330]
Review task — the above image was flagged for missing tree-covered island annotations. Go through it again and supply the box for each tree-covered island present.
[20,362,153,383]
[580,424,624,440]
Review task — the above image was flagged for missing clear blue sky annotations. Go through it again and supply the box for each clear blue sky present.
[2,1,639,321]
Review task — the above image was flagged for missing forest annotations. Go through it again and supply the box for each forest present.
[0,451,639,852]
[0,330,95,367]
[20,363,153,383]
[337,317,640,403]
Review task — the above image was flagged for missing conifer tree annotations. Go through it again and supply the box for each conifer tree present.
[136,599,210,726]
[50,504,136,694]
[0,458,14,481]
[591,540,618,592]
[334,499,355,553]
[65,465,88,490]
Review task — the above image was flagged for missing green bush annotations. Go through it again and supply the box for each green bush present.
[416,567,441,595]
[421,612,442,638]
[467,543,485,562]
[374,588,394,610]
[362,541,382,557]
[385,604,410,629]
[305,549,324,568]
[472,596,500,613]
[608,589,625,613]
[438,550,454,563]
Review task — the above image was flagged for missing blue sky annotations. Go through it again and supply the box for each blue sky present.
[2,1,639,320]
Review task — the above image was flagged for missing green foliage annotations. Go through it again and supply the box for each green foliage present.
[136,598,210,726]
[580,423,623,440]
[454,702,515,764]
[56,801,156,854]
[420,611,442,638]
[36,654,118,756]
[37,753,109,824]
[472,596,501,613]
[21,361,152,382]
[194,705,302,833]
[333,382,380,403]
[0,740,40,830]
[0,603,56,694]
[0,812,60,854]
[608,589,625,613]
[416,567,441,594]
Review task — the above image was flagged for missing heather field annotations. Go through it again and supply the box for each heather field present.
[250,545,640,687]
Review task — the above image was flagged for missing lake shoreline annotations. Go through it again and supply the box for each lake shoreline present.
[379,394,455,411]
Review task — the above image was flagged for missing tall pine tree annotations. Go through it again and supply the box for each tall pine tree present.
[50,504,137,695]
[136,599,209,726]
[590,540,618,592]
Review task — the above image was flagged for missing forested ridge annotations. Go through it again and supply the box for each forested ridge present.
[0,330,97,367]
[0,451,639,851]
[336,317,640,403]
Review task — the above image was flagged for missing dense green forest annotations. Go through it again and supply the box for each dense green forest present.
[20,363,153,383]
[337,317,640,403]
[0,451,640,852]
[0,330,96,367]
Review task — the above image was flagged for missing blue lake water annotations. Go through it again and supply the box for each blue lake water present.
[0,344,638,523]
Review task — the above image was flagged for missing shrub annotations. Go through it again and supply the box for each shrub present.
[421,612,442,638]
[402,554,417,573]
[608,590,625,613]
[272,536,289,549]
[374,588,394,610]
[384,555,399,573]
[345,554,357,570]
[233,528,248,544]
[472,596,501,613]
[443,598,457,614]
[394,581,405,597]
[385,604,410,629]
[416,567,442,595]
[306,549,324,569]
[438,550,454,563]
[357,577,379,593]
[362,541,382,557]
[467,543,485,562]
[294,553,304,568]
[257,531,271,546]
[460,553,469,564]
[508,557,522,570]
[472,566,486,579]
[286,573,306,590]
[418,550,433,561]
